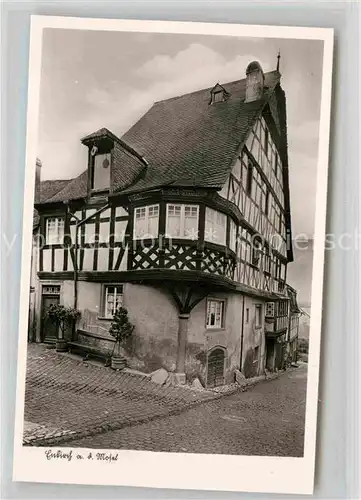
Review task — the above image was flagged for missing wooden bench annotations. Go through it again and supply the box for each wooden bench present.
[68,341,112,366]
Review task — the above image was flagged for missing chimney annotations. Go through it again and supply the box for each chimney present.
[34,157,42,204]
[245,61,265,103]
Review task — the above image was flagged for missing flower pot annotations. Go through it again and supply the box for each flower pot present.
[56,339,68,352]
[111,355,126,371]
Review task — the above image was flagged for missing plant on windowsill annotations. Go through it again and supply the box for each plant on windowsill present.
[45,304,81,352]
[109,306,134,371]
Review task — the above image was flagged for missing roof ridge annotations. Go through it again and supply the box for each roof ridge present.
[153,70,279,105]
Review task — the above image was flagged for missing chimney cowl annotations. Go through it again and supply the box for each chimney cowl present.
[245,60,265,103]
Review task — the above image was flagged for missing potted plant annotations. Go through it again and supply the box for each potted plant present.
[45,304,81,352]
[109,306,134,370]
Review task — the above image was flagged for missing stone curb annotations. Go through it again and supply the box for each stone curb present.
[24,368,293,447]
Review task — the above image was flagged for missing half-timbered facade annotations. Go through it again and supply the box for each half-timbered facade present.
[30,59,297,386]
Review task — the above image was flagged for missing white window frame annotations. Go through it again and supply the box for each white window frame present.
[205,207,227,245]
[166,203,199,240]
[133,204,159,239]
[45,217,65,245]
[206,298,226,330]
[103,284,124,319]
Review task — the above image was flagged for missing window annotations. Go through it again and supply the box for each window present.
[254,346,260,362]
[245,308,250,323]
[103,285,123,318]
[166,204,199,239]
[213,91,224,103]
[206,299,225,329]
[252,238,261,267]
[205,207,226,245]
[255,304,262,328]
[274,152,279,177]
[45,217,64,244]
[91,152,111,191]
[229,219,237,252]
[246,161,253,196]
[264,128,269,157]
[265,302,275,317]
[264,247,271,273]
[278,301,288,317]
[264,189,270,215]
[134,204,159,239]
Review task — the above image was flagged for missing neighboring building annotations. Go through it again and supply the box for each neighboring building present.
[30,59,297,387]
[286,284,301,363]
[29,158,71,343]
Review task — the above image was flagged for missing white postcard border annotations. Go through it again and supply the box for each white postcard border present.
[12,15,334,495]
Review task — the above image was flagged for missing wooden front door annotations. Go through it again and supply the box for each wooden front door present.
[207,348,225,388]
[41,289,60,343]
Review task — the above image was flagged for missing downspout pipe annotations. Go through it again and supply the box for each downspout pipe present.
[240,295,245,373]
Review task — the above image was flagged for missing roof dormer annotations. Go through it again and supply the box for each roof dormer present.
[209,83,229,104]
[81,128,116,195]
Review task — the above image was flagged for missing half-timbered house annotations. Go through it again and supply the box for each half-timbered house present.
[30,59,297,387]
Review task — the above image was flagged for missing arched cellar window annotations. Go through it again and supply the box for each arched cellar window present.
[207,347,226,388]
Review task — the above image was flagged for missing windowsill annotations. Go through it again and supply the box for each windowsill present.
[206,328,226,333]
[97,316,113,321]
[255,326,263,330]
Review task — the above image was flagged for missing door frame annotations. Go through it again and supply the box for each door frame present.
[206,345,227,388]
[38,281,63,343]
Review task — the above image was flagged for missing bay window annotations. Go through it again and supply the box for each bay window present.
[134,204,159,239]
[45,217,64,245]
[166,204,199,240]
[205,207,226,245]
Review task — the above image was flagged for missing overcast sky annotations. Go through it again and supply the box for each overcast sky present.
[37,29,324,238]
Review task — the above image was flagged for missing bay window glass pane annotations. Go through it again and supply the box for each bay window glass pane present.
[134,205,159,239]
[205,208,226,245]
[167,204,181,237]
[184,205,198,239]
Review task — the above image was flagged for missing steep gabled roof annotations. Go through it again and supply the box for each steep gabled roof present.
[33,178,71,227]
[37,69,283,203]
[119,70,281,194]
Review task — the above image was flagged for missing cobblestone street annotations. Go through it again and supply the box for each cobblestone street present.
[24,344,306,456]
[70,363,307,457]
[23,344,230,446]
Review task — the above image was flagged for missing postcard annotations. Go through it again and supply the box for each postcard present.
[13,15,333,495]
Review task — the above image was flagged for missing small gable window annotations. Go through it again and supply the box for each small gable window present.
[210,84,228,104]
[90,151,111,192]
[213,91,224,103]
